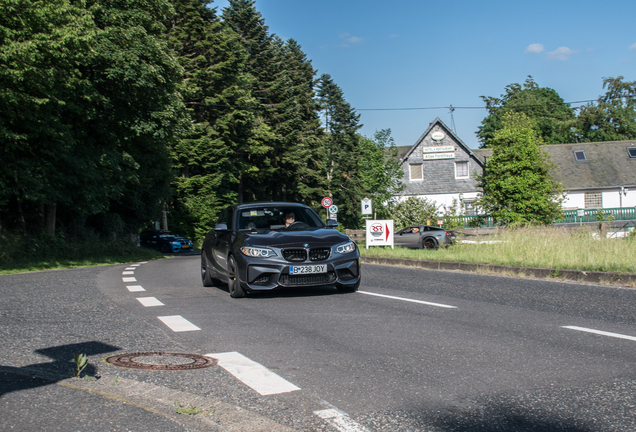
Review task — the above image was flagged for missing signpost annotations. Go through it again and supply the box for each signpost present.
[361,197,372,215]
[365,220,394,249]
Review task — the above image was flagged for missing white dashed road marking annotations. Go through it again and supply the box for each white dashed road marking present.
[359,291,457,309]
[125,267,136,270]
[314,408,369,432]
[122,277,137,283]
[206,352,300,395]
[136,297,164,307]
[126,285,145,292]
[158,315,201,332]
[563,325,636,342]
[122,271,135,275]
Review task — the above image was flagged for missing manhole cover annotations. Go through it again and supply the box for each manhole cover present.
[105,352,217,371]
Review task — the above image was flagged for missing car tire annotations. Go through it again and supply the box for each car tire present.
[201,252,215,287]
[422,237,438,250]
[337,279,360,293]
[227,255,246,298]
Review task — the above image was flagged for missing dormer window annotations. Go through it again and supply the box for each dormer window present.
[574,150,586,162]
[628,147,636,158]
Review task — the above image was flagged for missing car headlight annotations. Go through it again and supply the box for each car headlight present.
[336,241,356,254]
[240,247,277,258]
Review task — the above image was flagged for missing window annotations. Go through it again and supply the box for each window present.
[409,164,423,181]
[463,199,476,216]
[574,150,587,161]
[628,147,636,158]
[584,192,602,209]
[455,161,469,179]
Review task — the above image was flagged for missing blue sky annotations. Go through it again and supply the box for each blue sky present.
[212,0,636,149]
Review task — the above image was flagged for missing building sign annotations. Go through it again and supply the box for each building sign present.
[422,145,454,153]
[365,220,394,249]
[423,152,455,160]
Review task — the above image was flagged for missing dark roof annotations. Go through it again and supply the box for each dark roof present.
[473,140,636,189]
[400,118,484,166]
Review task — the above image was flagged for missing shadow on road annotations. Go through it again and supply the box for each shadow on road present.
[0,341,120,396]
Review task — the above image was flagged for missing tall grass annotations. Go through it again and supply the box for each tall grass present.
[0,232,165,274]
[360,227,636,274]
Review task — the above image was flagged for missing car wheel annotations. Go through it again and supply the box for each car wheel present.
[423,237,438,250]
[227,255,246,298]
[337,279,360,293]
[201,252,215,287]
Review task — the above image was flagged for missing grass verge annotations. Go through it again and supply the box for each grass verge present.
[359,226,636,274]
[0,233,167,275]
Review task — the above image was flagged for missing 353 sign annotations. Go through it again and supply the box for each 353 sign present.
[365,220,394,249]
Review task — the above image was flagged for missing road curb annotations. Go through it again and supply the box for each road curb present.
[360,256,636,288]
[0,366,295,432]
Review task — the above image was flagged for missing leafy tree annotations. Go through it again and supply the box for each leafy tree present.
[316,74,365,227]
[358,129,404,218]
[574,76,636,142]
[476,112,564,226]
[0,0,184,236]
[388,197,439,230]
[477,76,575,147]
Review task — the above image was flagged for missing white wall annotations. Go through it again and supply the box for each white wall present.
[396,192,481,214]
[562,188,636,209]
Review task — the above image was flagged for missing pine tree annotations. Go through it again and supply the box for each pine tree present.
[166,0,265,238]
[316,74,365,227]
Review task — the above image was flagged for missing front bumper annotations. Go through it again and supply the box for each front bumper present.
[234,252,360,292]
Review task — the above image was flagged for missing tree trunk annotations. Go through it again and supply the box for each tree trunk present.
[238,172,243,204]
[45,203,56,237]
[161,210,168,231]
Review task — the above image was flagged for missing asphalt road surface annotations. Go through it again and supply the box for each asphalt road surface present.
[2,253,636,431]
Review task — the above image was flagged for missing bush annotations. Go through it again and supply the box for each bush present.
[388,197,439,230]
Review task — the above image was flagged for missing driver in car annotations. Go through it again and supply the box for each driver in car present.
[283,211,296,227]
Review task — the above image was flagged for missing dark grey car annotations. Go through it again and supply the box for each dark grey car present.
[394,225,456,249]
[201,202,361,298]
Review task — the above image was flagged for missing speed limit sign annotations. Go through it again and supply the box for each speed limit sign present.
[321,197,333,208]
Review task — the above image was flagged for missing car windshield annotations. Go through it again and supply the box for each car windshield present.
[238,206,325,231]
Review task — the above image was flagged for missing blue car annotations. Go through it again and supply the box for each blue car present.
[140,230,193,253]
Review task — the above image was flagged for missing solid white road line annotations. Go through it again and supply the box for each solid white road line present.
[136,297,164,307]
[122,277,137,282]
[563,325,636,342]
[359,291,457,309]
[314,408,369,432]
[158,315,201,332]
[122,271,135,275]
[126,285,145,292]
[206,352,300,396]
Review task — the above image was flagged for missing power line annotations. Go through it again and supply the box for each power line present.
[355,99,598,111]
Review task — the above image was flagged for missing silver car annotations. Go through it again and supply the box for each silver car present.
[394,225,456,249]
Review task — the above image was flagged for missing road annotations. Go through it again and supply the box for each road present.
[2,253,636,431]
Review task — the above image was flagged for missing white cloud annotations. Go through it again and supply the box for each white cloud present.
[525,43,544,54]
[339,33,363,46]
[630,42,636,51]
[546,46,579,60]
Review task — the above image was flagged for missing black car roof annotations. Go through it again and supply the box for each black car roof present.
[236,202,308,208]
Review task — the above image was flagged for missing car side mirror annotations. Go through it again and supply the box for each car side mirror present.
[214,223,228,231]
[326,219,338,228]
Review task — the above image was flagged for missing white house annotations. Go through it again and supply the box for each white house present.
[395,118,636,213]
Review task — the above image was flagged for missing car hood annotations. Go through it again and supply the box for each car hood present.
[239,228,350,248]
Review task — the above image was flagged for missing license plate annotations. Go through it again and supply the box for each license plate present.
[289,264,327,275]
